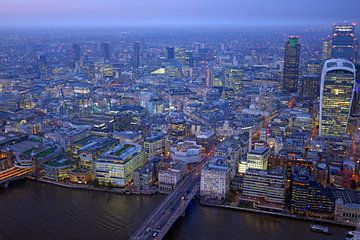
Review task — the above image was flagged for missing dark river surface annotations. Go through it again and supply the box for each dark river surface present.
[0,181,352,240]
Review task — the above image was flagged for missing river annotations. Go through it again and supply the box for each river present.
[0,181,351,240]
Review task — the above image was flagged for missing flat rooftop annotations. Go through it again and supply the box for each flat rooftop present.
[99,143,143,163]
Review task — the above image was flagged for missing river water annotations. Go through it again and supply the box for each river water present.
[0,181,351,240]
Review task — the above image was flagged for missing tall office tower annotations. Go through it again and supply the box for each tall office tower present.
[301,75,320,101]
[322,37,332,60]
[185,51,194,67]
[350,65,360,117]
[72,43,81,62]
[331,23,355,61]
[283,36,301,93]
[319,59,356,136]
[38,53,49,79]
[100,42,110,61]
[132,42,141,69]
[39,54,47,65]
[205,68,214,88]
[166,47,175,60]
[355,39,360,64]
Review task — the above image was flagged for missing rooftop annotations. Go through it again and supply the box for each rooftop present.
[99,143,143,163]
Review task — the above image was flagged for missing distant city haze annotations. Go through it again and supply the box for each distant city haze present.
[0,0,359,27]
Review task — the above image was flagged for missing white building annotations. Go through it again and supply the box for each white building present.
[170,140,202,164]
[242,167,286,208]
[246,147,270,170]
[158,162,186,193]
[200,156,230,201]
[335,199,360,227]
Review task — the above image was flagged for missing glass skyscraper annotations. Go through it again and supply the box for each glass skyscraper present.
[283,36,301,93]
[331,23,355,61]
[319,59,356,136]
[132,42,141,69]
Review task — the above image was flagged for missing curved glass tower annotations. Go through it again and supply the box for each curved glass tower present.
[319,59,356,136]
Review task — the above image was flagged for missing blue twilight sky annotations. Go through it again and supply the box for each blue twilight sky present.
[0,0,359,27]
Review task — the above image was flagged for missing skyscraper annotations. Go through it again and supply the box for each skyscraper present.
[301,75,320,101]
[132,42,141,69]
[319,59,356,136]
[166,47,175,60]
[283,36,301,93]
[350,65,360,117]
[331,23,355,61]
[322,37,332,61]
[185,51,194,67]
[100,42,110,61]
[72,43,81,62]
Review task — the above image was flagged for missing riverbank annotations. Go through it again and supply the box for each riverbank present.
[32,178,157,195]
[26,178,358,229]
[200,201,358,228]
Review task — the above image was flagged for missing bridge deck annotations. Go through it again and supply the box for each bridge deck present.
[0,167,32,184]
[131,174,199,240]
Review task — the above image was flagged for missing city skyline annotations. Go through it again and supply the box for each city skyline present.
[1,1,360,240]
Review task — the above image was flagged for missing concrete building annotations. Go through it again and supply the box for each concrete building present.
[144,131,167,158]
[94,143,147,187]
[133,166,153,191]
[170,140,202,164]
[335,199,360,226]
[246,147,270,171]
[158,162,186,193]
[242,167,286,209]
[200,156,230,201]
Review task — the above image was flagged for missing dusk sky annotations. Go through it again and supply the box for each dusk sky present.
[0,0,359,27]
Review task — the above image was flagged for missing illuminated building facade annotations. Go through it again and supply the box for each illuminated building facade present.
[331,23,355,61]
[94,143,147,187]
[283,36,300,93]
[322,37,332,60]
[224,67,243,94]
[319,59,356,136]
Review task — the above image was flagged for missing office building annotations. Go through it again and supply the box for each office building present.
[224,67,243,94]
[166,47,175,60]
[144,131,167,158]
[291,166,310,215]
[158,162,186,193]
[94,143,147,187]
[200,156,230,201]
[132,42,141,69]
[306,59,322,75]
[170,140,202,164]
[301,74,320,100]
[331,23,356,61]
[185,51,194,67]
[246,147,270,170]
[72,43,81,62]
[100,42,110,61]
[291,166,334,217]
[242,167,286,207]
[322,37,332,60]
[319,59,356,136]
[283,36,301,93]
